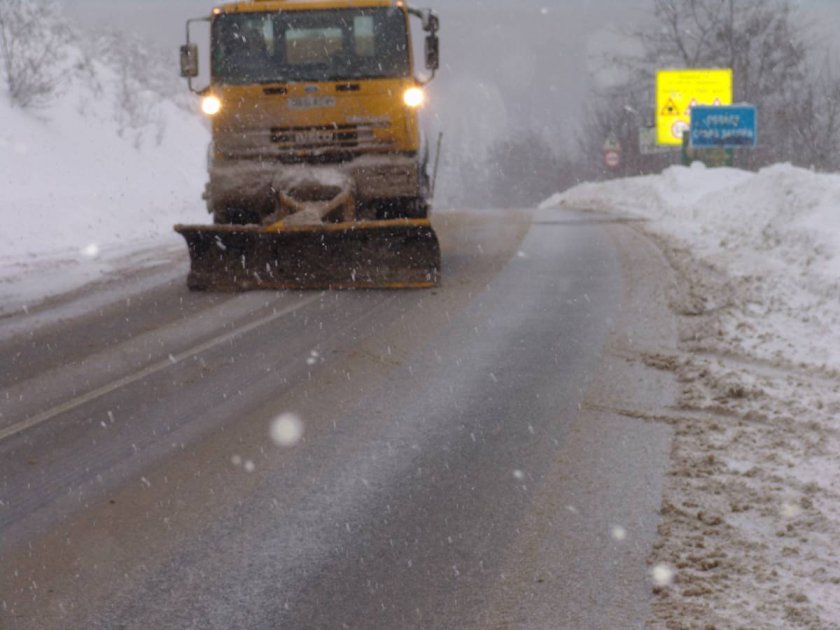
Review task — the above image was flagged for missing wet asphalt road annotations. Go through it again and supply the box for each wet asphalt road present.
[0,209,672,629]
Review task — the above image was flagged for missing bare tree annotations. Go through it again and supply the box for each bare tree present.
[0,0,67,108]
[777,57,840,171]
[91,30,173,146]
[640,0,808,167]
[486,131,563,207]
[582,0,835,172]
[637,0,807,105]
[578,89,678,180]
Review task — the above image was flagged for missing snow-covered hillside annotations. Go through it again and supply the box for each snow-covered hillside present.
[543,165,840,628]
[0,27,208,312]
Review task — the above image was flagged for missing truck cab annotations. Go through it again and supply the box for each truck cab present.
[181,0,439,224]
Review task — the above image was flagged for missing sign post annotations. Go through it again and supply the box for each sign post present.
[602,134,621,170]
[682,131,733,167]
[638,126,672,155]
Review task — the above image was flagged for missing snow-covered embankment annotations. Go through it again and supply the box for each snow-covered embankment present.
[543,164,840,628]
[0,35,208,313]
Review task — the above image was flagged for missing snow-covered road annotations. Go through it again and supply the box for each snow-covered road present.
[0,209,676,629]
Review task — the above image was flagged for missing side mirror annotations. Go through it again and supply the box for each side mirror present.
[180,44,199,78]
[421,11,439,33]
[425,34,439,71]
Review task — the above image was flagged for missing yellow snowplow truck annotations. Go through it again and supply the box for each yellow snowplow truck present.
[175,0,441,290]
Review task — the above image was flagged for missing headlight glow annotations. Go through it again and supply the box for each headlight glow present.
[403,86,425,108]
[201,95,222,116]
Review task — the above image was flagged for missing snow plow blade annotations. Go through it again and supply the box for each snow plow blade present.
[174,219,441,291]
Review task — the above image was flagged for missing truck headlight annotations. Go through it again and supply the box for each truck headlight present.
[201,95,222,116]
[403,87,425,108]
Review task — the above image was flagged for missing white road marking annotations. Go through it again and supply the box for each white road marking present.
[0,294,321,443]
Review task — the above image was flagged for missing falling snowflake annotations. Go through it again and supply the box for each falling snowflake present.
[651,563,674,587]
[270,413,304,447]
[780,502,802,519]
[611,525,627,541]
[81,243,100,258]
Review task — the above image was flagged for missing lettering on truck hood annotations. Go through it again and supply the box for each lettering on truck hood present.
[346,115,391,127]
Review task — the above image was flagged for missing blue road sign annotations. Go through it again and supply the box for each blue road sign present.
[690,105,757,148]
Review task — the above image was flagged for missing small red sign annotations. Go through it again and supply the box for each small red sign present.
[604,150,621,168]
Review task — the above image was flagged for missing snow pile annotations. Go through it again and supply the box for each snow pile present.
[0,32,208,311]
[543,166,840,628]
[544,163,840,371]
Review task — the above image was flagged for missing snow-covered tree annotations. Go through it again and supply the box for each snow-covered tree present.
[0,0,68,108]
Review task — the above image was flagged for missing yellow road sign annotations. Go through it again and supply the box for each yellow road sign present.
[656,69,732,145]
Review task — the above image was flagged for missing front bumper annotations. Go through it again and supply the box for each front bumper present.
[205,154,423,216]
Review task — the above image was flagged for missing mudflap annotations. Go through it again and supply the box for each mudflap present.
[173,219,441,291]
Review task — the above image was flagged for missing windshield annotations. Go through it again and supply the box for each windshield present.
[211,8,410,84]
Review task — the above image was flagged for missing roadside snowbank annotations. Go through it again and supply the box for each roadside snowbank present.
[543,165,840,629]
[0,46,208,313]
[543,163,840,371]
